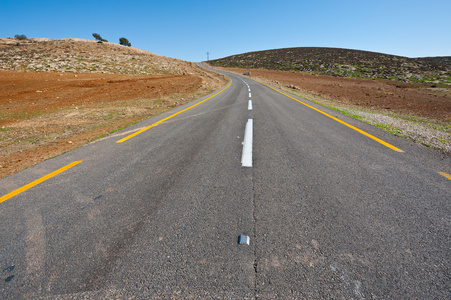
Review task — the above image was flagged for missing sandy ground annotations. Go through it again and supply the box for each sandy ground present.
[0,70,225,178]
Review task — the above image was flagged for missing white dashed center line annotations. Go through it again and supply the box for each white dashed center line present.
[241,119,253,167]
[237,77,253,167]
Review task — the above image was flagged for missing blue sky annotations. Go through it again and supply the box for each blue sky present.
[1,0,450,62]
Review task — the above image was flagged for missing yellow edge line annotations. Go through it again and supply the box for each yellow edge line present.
[438,172,451,180]
[116,77,233,143]
[256,80,404,153]
[0,160,83,204]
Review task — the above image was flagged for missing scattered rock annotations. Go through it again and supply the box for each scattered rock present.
[3,265,15,272]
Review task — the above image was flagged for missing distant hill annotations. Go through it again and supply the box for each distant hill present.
[208,47,451,85]
[419,56,451,67]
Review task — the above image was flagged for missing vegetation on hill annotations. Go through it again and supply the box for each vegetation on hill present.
[14,34,27,40]
[119,37,131,47]
[92,33,108,43]
[209,47,451,85]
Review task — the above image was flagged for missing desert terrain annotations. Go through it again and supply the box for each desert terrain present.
[0,38,226,178]
[2,39,450,178]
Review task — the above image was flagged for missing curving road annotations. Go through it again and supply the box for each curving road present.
[1,65,450,298]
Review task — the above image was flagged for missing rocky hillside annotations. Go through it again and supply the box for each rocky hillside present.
[0,37,198,76]
[208,47,451,85]
[422,56,451,67]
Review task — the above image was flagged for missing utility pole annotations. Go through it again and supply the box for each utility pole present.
[206,52,210,61]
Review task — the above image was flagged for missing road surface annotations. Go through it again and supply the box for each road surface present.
[1,65,450,298]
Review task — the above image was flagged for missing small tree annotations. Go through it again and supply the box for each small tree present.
[119,37,131,47]
[92,33,108,42]
[14,34,27,40]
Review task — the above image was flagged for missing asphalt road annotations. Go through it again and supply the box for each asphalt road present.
[1,65,450,299]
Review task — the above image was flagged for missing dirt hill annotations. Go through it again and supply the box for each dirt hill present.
[1,37,197,75]
[208,47,451,85]
[0,38,226,178]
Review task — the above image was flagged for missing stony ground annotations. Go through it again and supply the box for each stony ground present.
[0,38,194,75]
[216,67,451,155]
[0,38,226,178]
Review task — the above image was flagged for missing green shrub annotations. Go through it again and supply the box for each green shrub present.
[119,37,131,47]
[92,33,108,42]
[14,34,27,40]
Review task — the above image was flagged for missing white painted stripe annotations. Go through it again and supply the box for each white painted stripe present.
[249,92,252,98]
[241,119,253,167]
[248,100,252,110]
